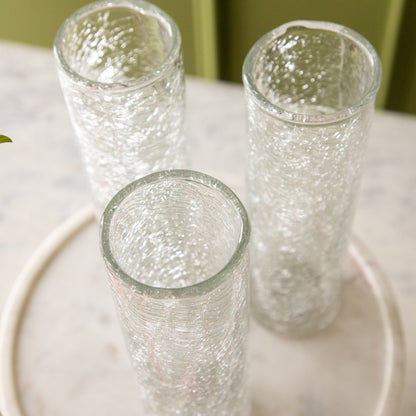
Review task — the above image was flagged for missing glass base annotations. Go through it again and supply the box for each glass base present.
[251,291,341,338]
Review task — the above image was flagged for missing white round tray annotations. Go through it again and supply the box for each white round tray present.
[0,205,405,416]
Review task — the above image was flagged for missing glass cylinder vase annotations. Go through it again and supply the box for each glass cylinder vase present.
[99,170,251,415]
[243,20,381,337]
[53,0,187,216]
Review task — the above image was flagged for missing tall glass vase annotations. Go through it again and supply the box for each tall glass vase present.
[99,170,251,415]
[54,0,187,216]
[243,20,381,337]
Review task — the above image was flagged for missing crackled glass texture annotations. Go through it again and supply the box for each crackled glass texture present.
[243,21,381,336]
[54,0,186,215]
[100,170,251,416]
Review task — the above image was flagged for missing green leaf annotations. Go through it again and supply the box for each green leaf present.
[0,135,12,144]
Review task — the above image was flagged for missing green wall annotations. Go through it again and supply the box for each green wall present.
[387,0,416,114]
[0,0,415,114]
[0,0,92,48]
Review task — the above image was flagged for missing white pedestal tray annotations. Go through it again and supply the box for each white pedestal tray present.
[0,204,405,416]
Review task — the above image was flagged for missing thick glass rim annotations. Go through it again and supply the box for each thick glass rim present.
[242,20,382,125]
[100,169,251,299]
[53,0,181,92]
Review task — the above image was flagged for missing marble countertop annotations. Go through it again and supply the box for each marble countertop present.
[0,41,415,415]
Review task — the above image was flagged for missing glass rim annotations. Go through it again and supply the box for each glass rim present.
[53,0,182,92]
[242,20,382,124]
[99,169,251,299]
